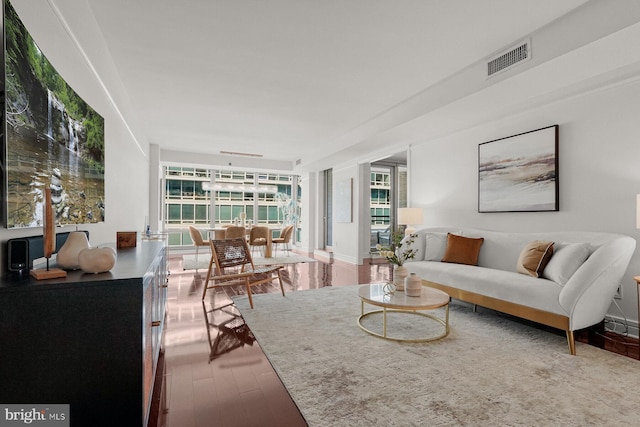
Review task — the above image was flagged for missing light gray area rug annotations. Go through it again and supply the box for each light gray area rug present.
[234,285,640,427]
[182,253,316,270]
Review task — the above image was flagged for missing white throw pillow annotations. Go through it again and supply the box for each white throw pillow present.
[542,242,591,285]
[424,232,448,261]
[401,232,425,262]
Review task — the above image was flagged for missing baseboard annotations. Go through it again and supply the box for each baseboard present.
[605,314,639,339]
[332,253,358,264]
[313,250,334,263]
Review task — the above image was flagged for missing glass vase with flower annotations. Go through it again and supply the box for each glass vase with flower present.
[376,231,417,291]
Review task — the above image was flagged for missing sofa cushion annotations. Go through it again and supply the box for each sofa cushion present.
[405,261,566,316]
[461,230,533,272]
[425,232,448,261]
[442,233,484,266]
[542,242,591,285]
[517,241,554,278]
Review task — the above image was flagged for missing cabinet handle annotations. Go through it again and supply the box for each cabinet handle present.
[152,321,161,327]
[162,284,168,288]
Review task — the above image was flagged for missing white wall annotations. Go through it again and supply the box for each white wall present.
[0,0,150,272]
[410,78,640,329]
[297,171,316,254]
[330,164,361,264]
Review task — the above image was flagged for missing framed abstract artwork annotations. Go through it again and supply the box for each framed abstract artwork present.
[478,125,559,212]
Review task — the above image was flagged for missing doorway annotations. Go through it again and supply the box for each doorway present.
[370,152,407,253]
[323,168,333,250]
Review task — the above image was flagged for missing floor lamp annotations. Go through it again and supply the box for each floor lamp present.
[397,207,423,236]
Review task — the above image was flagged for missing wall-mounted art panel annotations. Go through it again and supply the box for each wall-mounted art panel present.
[3,0,105,228]
[479,125,558,212]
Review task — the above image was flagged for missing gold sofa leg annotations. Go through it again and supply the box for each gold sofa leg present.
[566,330,576,355]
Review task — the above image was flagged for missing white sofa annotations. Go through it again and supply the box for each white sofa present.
[403,227,636,355]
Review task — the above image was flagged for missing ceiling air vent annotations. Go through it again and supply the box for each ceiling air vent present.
[487,39,531,78]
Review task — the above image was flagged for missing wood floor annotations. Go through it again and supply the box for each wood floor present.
[149,253,639,427]
[150,253,393,427]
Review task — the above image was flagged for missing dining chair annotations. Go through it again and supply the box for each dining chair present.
[248,226,269,257]
[188,225,210,271]
[225,226,246,239]
[202,238,285,308]
[272,225,294,256]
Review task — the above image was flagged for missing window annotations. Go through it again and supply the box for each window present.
[167,180,182,198]
[163,166,299,246]
[195,205,208,222]
[182,181,195,198]
[182,204,194,221]
[167,204,181,223]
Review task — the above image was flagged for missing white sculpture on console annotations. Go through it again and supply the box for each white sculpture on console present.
[78,246,117,274]
[56,231,90,270]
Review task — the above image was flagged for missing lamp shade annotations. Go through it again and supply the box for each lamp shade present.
[397,207,423,226]
[637,194,640,229]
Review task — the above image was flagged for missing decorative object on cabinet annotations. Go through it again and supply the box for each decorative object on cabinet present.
[78,246,117,273]
[29,188,66,280]
[478,125,558,212]
[117,231,137,248]
[57,231,91,269]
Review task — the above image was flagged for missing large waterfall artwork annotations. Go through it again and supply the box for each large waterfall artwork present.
[3,0,105,228]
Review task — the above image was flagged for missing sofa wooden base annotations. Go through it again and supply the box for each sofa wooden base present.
[424,280,576,355]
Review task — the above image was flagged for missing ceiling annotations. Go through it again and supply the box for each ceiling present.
[41,0,599,169]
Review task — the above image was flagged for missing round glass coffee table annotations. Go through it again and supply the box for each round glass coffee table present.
[357,283,450,343]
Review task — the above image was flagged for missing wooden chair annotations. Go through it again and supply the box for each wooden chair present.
[188,225,210,271]
[248,226,269,257]
[272,225,294,256]
[225,226,246,239]
[202,238,285,308]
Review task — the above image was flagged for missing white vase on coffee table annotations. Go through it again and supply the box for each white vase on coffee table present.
[394,265,408,291]
[405,272,422,297]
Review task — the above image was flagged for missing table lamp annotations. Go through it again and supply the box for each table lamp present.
[397,207,423,236]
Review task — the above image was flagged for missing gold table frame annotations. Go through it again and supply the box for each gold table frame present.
[357,283,450,343]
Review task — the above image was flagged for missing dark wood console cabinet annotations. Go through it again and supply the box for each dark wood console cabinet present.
[0,241,167,427]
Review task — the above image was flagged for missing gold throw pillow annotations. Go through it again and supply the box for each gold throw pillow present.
[517,241,555,278]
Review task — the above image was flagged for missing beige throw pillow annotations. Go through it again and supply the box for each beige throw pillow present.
[542,242,591,285]
[517,241,554,278]
[441,233,484,266]
[424,232,448,261]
